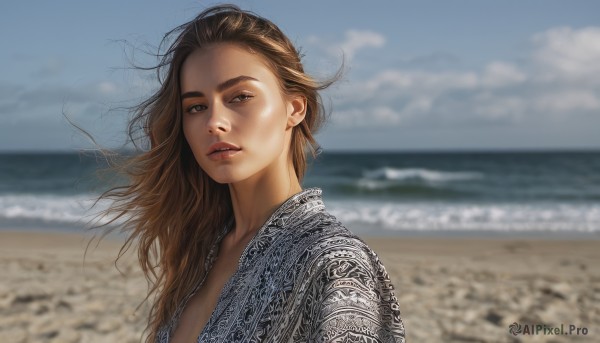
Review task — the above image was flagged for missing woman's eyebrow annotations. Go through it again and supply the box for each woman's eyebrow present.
[181,75,259,99]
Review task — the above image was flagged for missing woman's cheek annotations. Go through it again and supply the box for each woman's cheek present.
[183,118,205,160]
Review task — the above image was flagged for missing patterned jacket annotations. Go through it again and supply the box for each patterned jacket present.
[157,187,406,342]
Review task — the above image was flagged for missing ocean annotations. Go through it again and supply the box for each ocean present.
[1,151,599,237]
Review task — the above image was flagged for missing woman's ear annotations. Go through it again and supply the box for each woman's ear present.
[286,95,307,129]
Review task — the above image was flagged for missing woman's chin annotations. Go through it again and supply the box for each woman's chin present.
[208,172,244,185]
[210,177,235,184]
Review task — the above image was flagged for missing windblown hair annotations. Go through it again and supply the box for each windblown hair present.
[90,4,338,342]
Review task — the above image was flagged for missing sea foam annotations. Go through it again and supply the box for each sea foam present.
[326,200,600,233]
[0,194,121,229]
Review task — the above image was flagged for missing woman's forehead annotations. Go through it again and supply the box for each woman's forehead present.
[180,43,276,87]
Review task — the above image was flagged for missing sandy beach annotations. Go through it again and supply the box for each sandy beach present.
[0,230,598,343]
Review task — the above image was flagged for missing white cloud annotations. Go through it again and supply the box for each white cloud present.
[534,90,600,112]
[482,62,527,88]
[404,96,434,114]
[337,30,385,60]
[471,93,527,122]
[0,80,126,124]
[334,106,402,127]
[533,26,600,82]
[364,69,479,94]
[309,29,385,61]
[330,26,600,129]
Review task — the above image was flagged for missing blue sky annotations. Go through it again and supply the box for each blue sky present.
[1,0,599,151]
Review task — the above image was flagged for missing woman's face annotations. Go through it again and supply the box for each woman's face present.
[180,43,303,184]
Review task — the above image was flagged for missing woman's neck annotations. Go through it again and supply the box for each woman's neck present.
[227,161,302,245]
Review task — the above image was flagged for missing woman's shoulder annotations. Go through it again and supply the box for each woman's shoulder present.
[293,213,406,342]
[292,211,387,275]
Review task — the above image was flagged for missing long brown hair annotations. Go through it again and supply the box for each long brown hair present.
[88,4,339,342]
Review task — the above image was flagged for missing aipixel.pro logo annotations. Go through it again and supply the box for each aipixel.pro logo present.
[508,322,588,336]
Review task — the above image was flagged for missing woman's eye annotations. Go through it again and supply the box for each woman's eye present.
[186,104,207,113]
[231,93,254,103]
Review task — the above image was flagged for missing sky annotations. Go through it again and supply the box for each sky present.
[1,0,599,152]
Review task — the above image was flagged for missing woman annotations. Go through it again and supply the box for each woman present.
[95,4,405,343]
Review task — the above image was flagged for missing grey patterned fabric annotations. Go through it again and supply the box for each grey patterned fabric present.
[157,187,406,342]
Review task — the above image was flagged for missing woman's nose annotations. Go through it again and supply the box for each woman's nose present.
[206,104,230,135]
